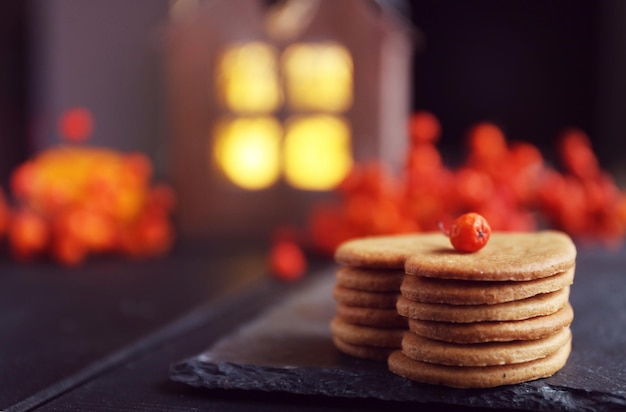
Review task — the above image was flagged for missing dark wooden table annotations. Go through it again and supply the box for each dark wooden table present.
[2,241,625,411]
[0,241,289,411]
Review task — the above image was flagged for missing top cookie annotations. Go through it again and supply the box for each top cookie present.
[335,231,576,281]
[404,231,576,281]
[335,234,432,269]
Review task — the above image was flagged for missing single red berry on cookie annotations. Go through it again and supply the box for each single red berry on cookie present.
[442,212,491,252]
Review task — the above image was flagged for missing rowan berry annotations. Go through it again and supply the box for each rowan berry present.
[269,240,307,281]
[409,111,441,144]
[9,209,50,261]
[440,212,491,252]
[59,107,93,142]
[467,122,508,176]
[559,128,599,179]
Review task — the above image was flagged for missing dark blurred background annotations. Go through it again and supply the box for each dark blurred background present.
[0,0,624,185]
[409,0,625,173]
[0,2,29,186]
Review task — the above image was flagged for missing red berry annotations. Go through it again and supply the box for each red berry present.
[409,111,441,144]
[9,209,50,261]
[59,107,93,142]
[441,212,491,252]
[269,240,307,281]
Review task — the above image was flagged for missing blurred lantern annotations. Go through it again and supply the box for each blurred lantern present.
[166,0,417,240]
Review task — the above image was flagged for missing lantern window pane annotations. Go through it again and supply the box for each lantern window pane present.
[283,115,352,190]
[212,117,282,190]
[216,42,282,113]
[283,42,353,112]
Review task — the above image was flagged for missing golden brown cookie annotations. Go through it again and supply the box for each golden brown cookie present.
[400,268,575,306]
[336,266,404,292]
[397,287,570,323]
[334,234,433,268]
[336,304,408,329]
[332,337,395,361]
[333,285,399,309]
[403,231,576,281]
[402,327,571,367]
[330,317,404,348]
[408,303,574,343]
[388,338,572,388]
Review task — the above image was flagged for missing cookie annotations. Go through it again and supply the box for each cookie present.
[401,268,575,306]
[332,337,395,361]
[336,304,408,329]
[334,234,433,268]
[330,317,404,348]
[408,303,574,343]
[404,231,576,281]
[402,327,571,367]
[336,266,405,292]
[397,287,570,323]
[388,338,572,388]
[333,285,399,309]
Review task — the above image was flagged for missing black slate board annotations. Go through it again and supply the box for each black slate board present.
[171,249,626,411]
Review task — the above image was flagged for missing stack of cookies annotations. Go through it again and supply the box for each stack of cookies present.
[330,236,419,360]
[388,231,576,388]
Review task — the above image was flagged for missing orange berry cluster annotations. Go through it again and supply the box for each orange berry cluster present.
[1,146,175,265]
[307,111,626,255]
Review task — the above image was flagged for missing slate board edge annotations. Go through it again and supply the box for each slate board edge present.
[170,357,626,411]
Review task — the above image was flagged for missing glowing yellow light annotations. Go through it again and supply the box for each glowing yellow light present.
[213,117,281,190]
[283,42,353,112]
[216,42,282,113]
[283,115,353,190]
